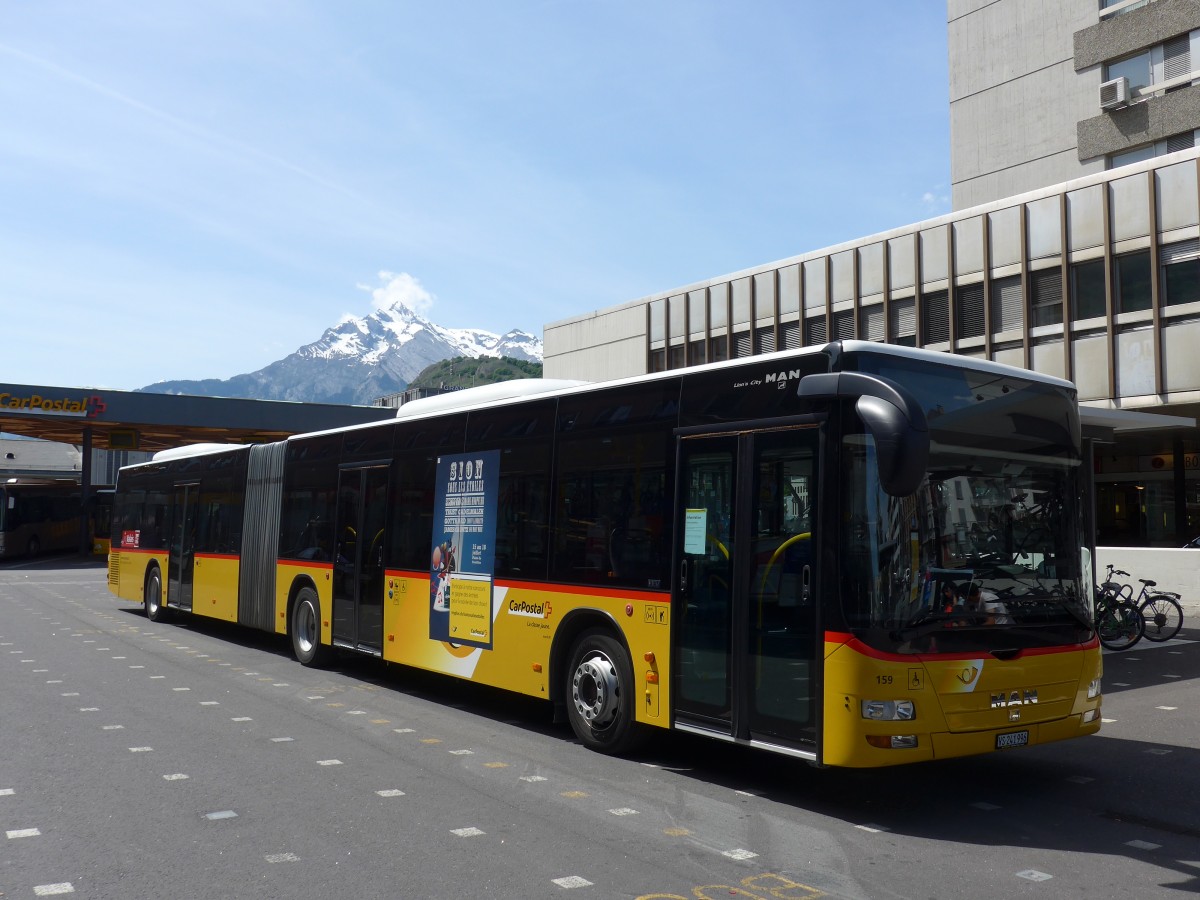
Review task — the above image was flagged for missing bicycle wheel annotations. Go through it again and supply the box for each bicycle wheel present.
[1140,594,1183,642]
[1098,598,1144,651]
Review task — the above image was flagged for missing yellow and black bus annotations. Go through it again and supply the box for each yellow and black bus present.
[108,341,1101,766]
[0,479,82,559]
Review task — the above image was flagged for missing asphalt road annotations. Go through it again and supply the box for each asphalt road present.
[2,556,1199,899]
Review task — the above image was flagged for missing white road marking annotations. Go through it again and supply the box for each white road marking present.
[552,876,593,888]
[722,849,759,860]
[33,883,75,895]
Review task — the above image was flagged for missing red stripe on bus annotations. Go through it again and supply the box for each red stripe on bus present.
[278,559,335,571]
[195,552,239,561]
[825,630,1097,661]
[384,569,670,604]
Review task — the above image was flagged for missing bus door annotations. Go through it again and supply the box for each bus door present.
[674,426,820,752]
[332,465,389,654]
[168,482,199,612]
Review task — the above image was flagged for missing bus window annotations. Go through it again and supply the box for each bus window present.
[387,415,467,571]
[553,430,668,588]
[280,435,339,561]
[466,402,554,580]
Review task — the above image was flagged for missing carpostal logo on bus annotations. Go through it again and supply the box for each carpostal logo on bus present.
[0,392,107,418]
[508,598,552,619]
[732,368,804,391]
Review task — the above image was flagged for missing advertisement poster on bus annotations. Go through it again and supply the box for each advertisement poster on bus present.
[429,450,500,650]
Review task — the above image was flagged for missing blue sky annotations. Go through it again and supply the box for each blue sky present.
[1,1,950,391]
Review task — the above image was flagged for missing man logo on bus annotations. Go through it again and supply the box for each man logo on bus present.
[764,369,803,389]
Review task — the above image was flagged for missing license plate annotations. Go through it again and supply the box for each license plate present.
[996,730,1029,749]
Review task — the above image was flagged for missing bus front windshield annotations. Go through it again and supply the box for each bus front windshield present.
[838,357,1091,653]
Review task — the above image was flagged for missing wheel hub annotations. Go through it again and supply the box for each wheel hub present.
[296,603,316,653]
[572,653,619,727]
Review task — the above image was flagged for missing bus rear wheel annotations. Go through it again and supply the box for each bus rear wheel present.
[565,629,644,755]
[26,536,40,557]
[291,587,328,667]
[144,567,168,622]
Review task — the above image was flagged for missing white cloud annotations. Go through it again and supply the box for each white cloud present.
[921,187,951,211]
[356,270,436,315]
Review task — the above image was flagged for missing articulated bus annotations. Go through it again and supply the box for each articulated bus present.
[107,342,1101,767]
[0,479,82,559]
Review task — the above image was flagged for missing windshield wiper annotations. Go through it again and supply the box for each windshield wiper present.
[892,608,957,642]
[1042,595,1092,631]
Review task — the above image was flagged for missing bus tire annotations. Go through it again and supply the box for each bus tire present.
[144,567,168,622]
[26,536,40,557]
[291,586,328,667]
[565,629,644,755]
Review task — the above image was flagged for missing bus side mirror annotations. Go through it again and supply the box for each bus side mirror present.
[797,372,929,497]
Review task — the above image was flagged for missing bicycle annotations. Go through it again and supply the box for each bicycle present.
[1094,572,1144,651]
[1106,565,1184,643]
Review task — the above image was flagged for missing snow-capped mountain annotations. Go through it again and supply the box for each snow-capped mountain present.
[139,301,543,405]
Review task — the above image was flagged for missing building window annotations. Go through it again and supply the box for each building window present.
[805,315,827,345]
[780,320,801,350]
[733,330,752,358]
[1110,144,1157,169]
[1030,269,1064,327]
[832,310,855,340]
[1105,49,1152,93]
[1110,132,1196,170]
[687,339,706,366]
[922,289,949,343]
[1161,239,1200,306]
[955,283,985,338]
[709,334,729,362]
[1100,0,1149,19]
[1071,259,1107,320]
[668,345,686,370]
[1101,31,1197,131]
[1114,250,1152,312]
[1164,33,1191,91]
[754,329,776,355]
[889,298,916,346]
[989,275,1023,332]
[858,304,885,342]
[649,349,666,372]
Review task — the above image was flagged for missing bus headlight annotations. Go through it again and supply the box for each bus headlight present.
[1087,678,1102,700]
[861,699,915,721]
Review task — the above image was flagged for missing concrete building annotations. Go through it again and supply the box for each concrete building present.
[544,1,1200,556]
[951,0,1200,209]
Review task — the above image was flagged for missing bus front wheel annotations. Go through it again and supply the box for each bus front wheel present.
[291,587,328,667]
[565,629,644,755]
[144,567,168,622]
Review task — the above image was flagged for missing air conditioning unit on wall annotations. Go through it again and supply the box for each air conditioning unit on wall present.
[1100,76,1130,110]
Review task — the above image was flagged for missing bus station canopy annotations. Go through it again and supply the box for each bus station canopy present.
[0,381,395,453]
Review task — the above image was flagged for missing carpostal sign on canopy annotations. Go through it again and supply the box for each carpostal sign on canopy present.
[429,450,501,650]
[0,391,107,418]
